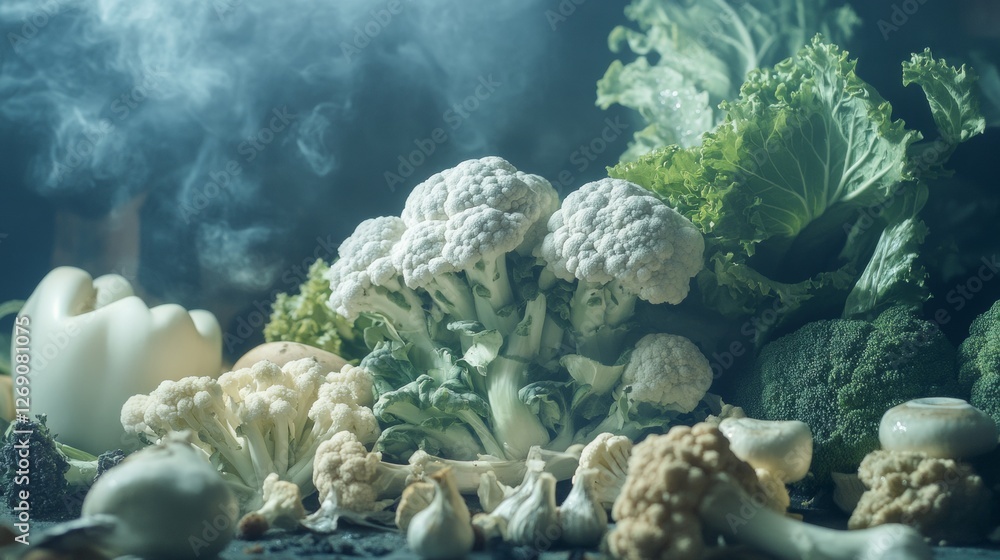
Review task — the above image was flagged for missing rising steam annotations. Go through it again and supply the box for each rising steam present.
[0,0,571,304]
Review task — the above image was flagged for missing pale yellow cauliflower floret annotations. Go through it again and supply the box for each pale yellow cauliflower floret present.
[607,423,765,560]
[848,449,992,545]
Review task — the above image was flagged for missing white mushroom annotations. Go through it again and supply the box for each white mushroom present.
[719,417,813,483]
[879,397,998,459]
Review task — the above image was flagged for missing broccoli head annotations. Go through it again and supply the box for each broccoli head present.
[2,415,73,519]
[96,449,126,478]
[731,306,961,485]
[264,259,368,361]
[958,300,1000,425]
[0,415,126,520]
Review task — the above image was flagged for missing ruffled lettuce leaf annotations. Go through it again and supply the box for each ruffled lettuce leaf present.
[903,49,986,145]
[611,39,985,343]
[598,0,860,159]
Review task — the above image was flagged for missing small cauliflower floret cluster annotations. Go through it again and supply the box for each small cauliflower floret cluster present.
[312,430,413,513]
[579,333,714,442]
[608,423,766,560]
[849,450,992,545]
[310,430,581,520]
[121,358,378,512]
[237,473,306,540]
[843,397,999,545]
[325,157,710,463]
[575,432,632,510]
[609,423,932,560]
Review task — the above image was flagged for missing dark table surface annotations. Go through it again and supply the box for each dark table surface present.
[5,509,1000,559]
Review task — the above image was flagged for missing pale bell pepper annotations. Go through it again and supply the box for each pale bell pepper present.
[15,266,222,453]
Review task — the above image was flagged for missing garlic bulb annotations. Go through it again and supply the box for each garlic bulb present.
[406,468,474,559]
[559,467,607,547]
[506,472,560,547]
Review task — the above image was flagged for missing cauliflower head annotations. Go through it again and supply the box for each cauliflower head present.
[620,333,713,414]
[537,178,704,305]
[400,156,559,261]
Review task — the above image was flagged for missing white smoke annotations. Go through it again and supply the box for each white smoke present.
[0,0,614,306]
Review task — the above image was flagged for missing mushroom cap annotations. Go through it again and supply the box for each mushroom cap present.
[879,397,999,459]
[718,417,813,483]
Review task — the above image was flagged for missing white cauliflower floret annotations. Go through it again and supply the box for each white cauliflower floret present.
[619,333,713,414]
[401,156,557,237]
[849,449,993,545]
[320,363,376,408]
[329,216,407,291]
[537,178,704,306]
[122,358,379,513]
[237,472,306,540]
[391,220,477,321]
[324,216,429,332]
[396,156,560,328]
[312,431,397,513]
[576,432,632,510]
[392,221,452,289]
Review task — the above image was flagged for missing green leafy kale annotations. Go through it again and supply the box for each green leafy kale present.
[611,39,986,345]
[597,0,859,160]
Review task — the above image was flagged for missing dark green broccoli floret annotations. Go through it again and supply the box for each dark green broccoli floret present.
[958,300,1000,424]
[0,416,126,520]
[730,306,961,485]
[96,449,126,478]
[263,259,368,361]
[1,415,74,519]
